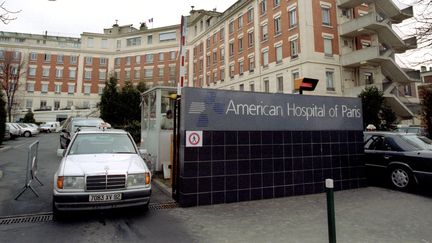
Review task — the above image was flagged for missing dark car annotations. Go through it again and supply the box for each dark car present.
[364,131,432,190]
[59,117,105,149]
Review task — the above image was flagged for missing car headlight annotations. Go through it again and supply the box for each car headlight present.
[57,176,84,189]
[127,173,151,188]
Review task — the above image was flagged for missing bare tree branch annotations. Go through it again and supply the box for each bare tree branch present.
[0,1,21,25]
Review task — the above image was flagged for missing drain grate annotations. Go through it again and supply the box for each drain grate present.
[0,213,52,225]
[149,201,178,210]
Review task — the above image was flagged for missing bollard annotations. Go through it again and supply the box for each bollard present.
[326,179,336,243]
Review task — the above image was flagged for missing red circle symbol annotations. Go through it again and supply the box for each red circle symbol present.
[188,132,200,145]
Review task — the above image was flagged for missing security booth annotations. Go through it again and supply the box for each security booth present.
[173,87,366,207]
[140,86,177,176]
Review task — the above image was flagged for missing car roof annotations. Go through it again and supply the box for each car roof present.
[75,128,128,134]
[364,131,420,137]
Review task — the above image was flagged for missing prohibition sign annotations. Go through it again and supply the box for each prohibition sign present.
[188,132,200,145]
[186,131,203,147]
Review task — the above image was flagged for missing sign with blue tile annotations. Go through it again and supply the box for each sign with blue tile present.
[181,87,363,131]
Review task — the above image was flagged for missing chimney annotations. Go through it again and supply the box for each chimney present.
[421,66,426,72]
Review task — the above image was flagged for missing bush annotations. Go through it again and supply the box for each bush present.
[123,120,141,144]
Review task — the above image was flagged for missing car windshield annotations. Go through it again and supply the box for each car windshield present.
[71,119,103,132]
[68,133,136,155]
[402,135,432,150]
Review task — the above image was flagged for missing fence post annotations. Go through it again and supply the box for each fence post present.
[326,178,336,243]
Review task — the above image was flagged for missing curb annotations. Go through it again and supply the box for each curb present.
[152,178,172,197]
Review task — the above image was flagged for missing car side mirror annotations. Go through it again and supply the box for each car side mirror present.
[57,149,65,157]
[61,128,68,133]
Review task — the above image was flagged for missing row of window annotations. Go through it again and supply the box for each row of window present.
[26,99,94,110]
[115,66,177,80]
[26,83,101,96]
[86,31,176,49]
[114,51,177,66]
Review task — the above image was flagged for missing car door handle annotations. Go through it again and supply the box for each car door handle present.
[384,155,390,160]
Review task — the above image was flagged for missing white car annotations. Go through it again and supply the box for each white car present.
[53,128,151,216]
[6,123,21,139]
[16,123,39,137]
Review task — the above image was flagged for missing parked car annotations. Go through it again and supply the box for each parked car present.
[6,123,21,139]
[53,128,151,216]
[364,131,432,190]
[40,122,60,133]
[394,126,428,137]
[3,125,10,141]
[59,117,105,149]
[16,123,39,137]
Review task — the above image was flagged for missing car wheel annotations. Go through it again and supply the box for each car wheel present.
[389,166,414,190]
[23,131,31,137]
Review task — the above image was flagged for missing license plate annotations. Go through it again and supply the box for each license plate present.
[89,193,122,202]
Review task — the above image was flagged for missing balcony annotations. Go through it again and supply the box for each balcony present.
[338,0,413,23]
[341,46,418,84]
[340,13,417,53]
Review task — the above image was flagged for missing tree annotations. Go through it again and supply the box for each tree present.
[0,86,6,145]
[0,50,25,122]
[359,86,397,130]
[398,0,432,66]
[136,81,148,93]
[419,84,432,138]
[99,77,121,127]
[22,110,35,123]
[0,1,20,24]
[119,81,141,124]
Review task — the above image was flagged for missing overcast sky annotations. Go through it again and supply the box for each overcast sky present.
[1,0,234,37]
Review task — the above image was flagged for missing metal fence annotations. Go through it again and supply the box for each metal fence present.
[15,141,43,200]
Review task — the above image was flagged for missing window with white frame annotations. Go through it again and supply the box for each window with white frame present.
[12,51,20,60]
[42,67,49,77]
[26,99,33,108]
[57,55,63,64]
[365,72,373,84]
[28,67,36,76]
[26,83,34,92]
[262,24,268,41]
[159,53,164,61]
[322,7,331,26]
[99,70,106,81]
[159,67,164,77]
[134,70,140,80]
[114,58,120,66]
[147,35,152,44]
[84,85,91,95]
[277,76,283,92]
[249,56,255,72]
[326,70,335,91]
[274,0,280,7]
[238,15,244,29]
[238,38,243,52]
[98,86,104,95]
[101,39,108,49]
[70,55,77,64]
[324,37,333,56]
[239,84,244,91]
[85,56,93,65]
[229,42,234,57]
[144,69,153,78]
[250,82,255,91]
[239,60,244,75]
[220,69,225,81]
[274,16,281,35]
[262,50,269,67]
[169,66,176,76]
[135,55,141,64]
[229,20,234,34]
[30,52,37,61]
[116,40,121,49]
[213,51,217,63]
[290,39,298,57]
[170,51,176,60]
[41,84,48,93]
[85,70,92,80]
[145,54,154,63]
[69,69,76,79]
[125,70,131,80]
[264,79,269,92]
[67,100,73,108]
[220,47,225,61]
[55,68,63,79]
[44,54,51,63]
[68,84,75,94]
[40,100,47,108]
[260,0,267,14]
[230,64,235,78]
[289,8,297,28]
[220,28,225,41]
[248,31,254,47]
[126,57,131,65]
[126,37,141,47]
[55,84,61,94]
[100,57,107,65]
[292,71,300,91]
[276,45,283,63]
[87,37,94,48]
[248,8,254,23]
[54,100,60,110]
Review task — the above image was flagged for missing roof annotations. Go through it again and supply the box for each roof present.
[76,128,127,134]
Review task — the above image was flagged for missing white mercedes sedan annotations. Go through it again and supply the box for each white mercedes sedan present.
[53,128,151,216]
